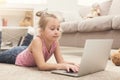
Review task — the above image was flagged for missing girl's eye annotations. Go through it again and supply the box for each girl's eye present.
[50,26,60,31]
[51,28,55,30]
[57,28,60,31]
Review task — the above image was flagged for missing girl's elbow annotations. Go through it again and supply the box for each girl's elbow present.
[37,64,48,71]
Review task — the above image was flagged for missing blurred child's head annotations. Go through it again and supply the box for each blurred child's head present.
[36,10,62,41]
[36,11,58,30]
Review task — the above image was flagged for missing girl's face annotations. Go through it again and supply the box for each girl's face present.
[42,17,61,42]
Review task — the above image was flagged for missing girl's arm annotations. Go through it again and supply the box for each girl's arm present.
[30,37,64,71]
[54,42,79,72]
[54,42,76,65]
[30,38,79,72]
[54,42,64,63]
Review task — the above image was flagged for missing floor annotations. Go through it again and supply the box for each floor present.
[0,54,120,80]
[60,46,84,56]
[60,46,117,57]
[0,46,120,80]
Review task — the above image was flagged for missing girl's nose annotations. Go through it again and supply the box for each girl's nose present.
[54,30,60,35]
[55,29,59,33]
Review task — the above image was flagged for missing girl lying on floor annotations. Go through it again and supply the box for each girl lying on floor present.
[0,11,79,72]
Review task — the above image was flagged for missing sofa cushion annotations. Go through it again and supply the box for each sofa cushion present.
[112,16,120,29]
[109,0,120,15]
[78,16,113,32]
[60,21,78,33]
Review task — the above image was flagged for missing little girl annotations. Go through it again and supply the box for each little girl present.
[0,11,79,72]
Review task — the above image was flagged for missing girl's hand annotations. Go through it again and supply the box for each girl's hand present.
[60,63,79,73]
[63,61,80,68]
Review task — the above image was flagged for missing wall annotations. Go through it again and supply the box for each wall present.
[0,0,80,27]
[46,0,79,12]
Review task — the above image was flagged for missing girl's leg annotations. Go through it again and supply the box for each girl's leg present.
[0,46,27,64]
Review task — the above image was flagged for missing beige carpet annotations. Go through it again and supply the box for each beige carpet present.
[0,54,120,80]
[60,46,84,56]
[0,47,120,80]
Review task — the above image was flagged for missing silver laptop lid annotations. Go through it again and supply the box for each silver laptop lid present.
[78,39,113,76]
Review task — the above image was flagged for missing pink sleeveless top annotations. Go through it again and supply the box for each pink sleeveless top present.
[15,36,57,67]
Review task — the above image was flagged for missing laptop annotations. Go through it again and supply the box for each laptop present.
[51,39,113,77]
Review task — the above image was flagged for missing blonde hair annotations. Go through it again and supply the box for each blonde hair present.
[36,11,57,30]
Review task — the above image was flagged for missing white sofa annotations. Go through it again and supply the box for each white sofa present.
[59,0,120,49]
